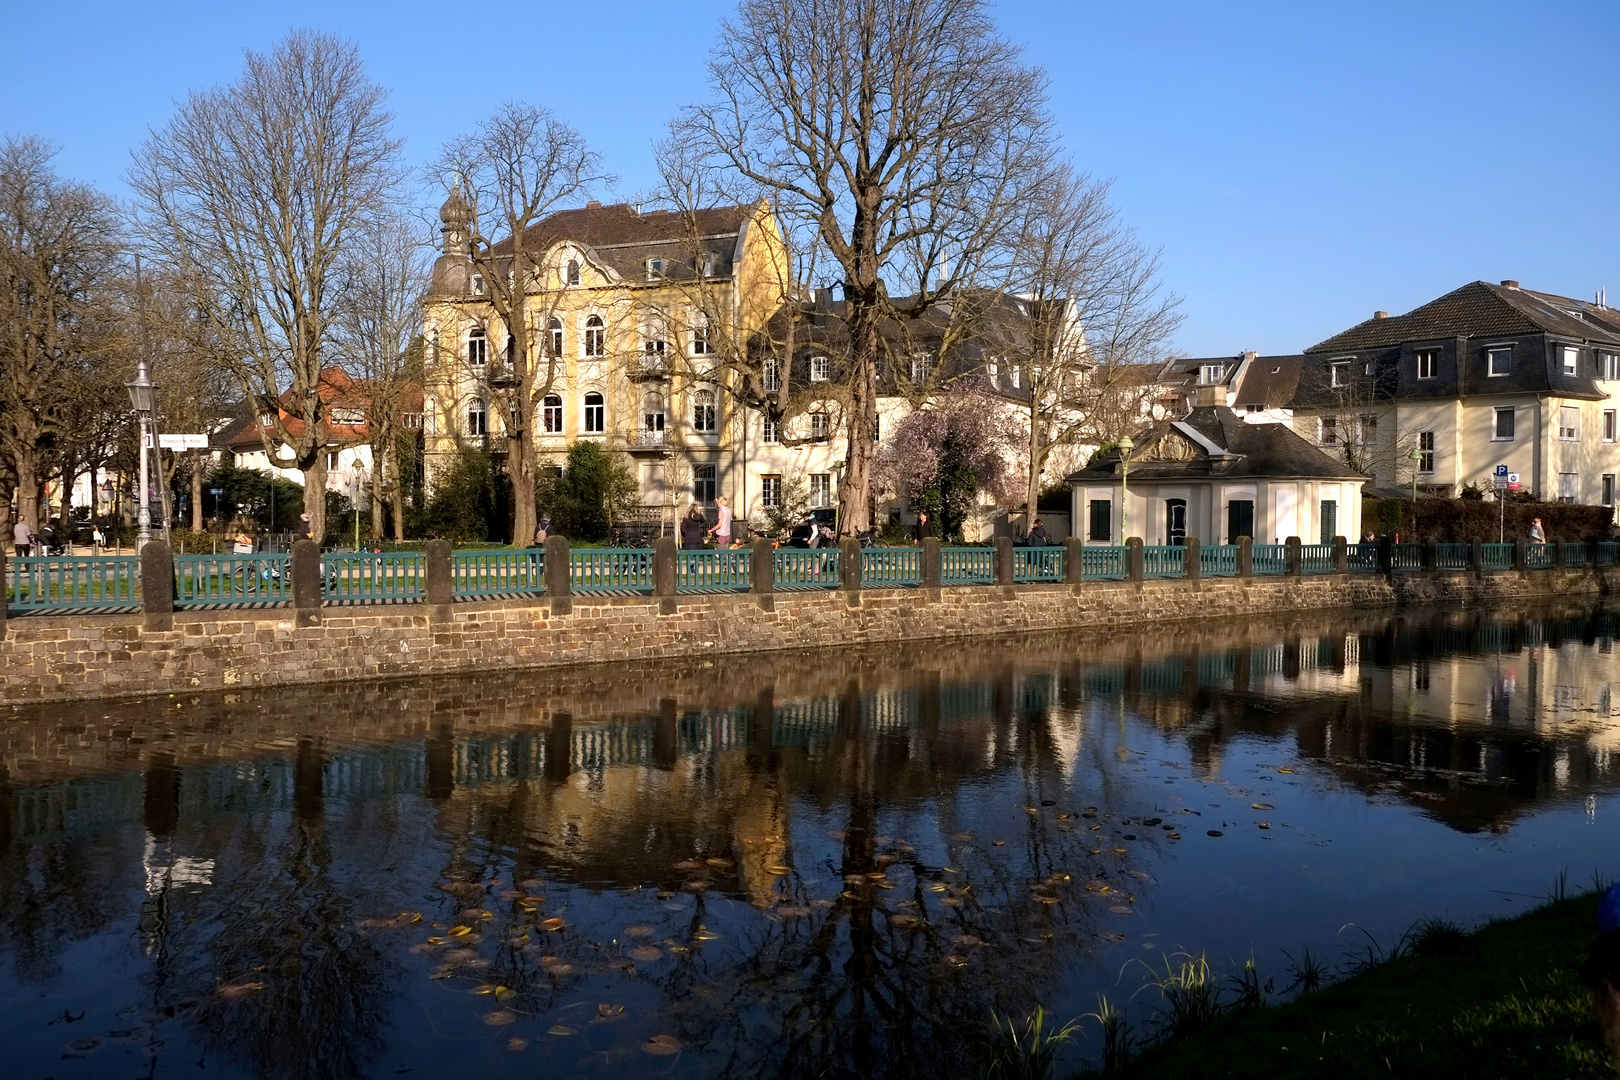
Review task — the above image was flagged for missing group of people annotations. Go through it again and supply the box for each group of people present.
[10,518,108,557]
[680,497,737,549]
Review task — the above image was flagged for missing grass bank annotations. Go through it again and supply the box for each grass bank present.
[1097,889,1612,1079]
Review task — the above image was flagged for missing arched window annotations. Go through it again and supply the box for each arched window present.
[583,391,605,433]
[690,308,711,356]
[467,397,488,436]
[566,259,581,286]
[548,316,564,359]
[692,388,716,433]
[471,274,485,296]
[542,394,564,433]
[467,327,487,367]
[642,308,667,368]
[584,314,605,358]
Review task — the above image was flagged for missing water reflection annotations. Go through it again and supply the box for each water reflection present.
[2,604,1618,1079]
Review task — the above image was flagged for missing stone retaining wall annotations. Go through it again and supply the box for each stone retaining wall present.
[2,566,1613,704]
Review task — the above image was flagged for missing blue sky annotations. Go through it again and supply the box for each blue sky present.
[3,0,1615,356]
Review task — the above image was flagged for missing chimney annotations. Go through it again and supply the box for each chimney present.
[1373,310,1388,320]
[1500,279,1519,290]
[1191,384,1223,408]
[585,200,601,209]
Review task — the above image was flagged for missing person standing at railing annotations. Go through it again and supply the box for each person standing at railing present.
[913,510,935,543]
[12,518,32,557]
[707,496,733,550]
[1530,518,1546,544]
[1026,518,1050,547]
[680,504,707,549]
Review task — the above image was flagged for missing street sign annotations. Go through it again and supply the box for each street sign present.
[1495,464,1509,477]
[1508,473,1521,491]
[210,487,224,495]
[158,434,209,450]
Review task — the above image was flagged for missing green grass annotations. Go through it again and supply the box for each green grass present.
[1100,891,1613,1079]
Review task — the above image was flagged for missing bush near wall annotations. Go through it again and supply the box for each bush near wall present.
[1362,496,1616,542]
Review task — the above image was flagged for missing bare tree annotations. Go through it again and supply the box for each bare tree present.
[1002,165,1182,517]
[129,30,404,540]
[0,136,124,534]
[433,103,609,544]
[672,0,1054,535]
[335,211,426,540]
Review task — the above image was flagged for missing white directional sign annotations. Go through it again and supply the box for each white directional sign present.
[156,434,209,450]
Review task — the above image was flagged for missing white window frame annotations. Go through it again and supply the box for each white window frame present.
[761,474,782,509]
[762,357,780,393]
[809,355,830,382]
[583,314,605,358]
[1417,430,1435,473]
[466,327,487,367]
[565,259,580,286]
[541,394,564,434]
[809,411,829,443]
[471,274,485,297]
[547,317,564,359]
[911,353,933,383]
[1493,406,1515,441]
[1558,471,1578,503]
[689,308,711,356]
[467,398,488,436]
[809,473,832,508]
[1318,416,1338,446]
[692,388,717,433]
[1487,346,1512,377]
[1601,351,1619,380]
[1604,473,1616,508]
[1562,345,1579,376]
[1559,405,1579,441]
[1606,409,1617,443]
[646,257,664,281]
[1415,349,1438,379]
[1329,360,1350,388]
[1199,363,1225,385]
[583,391,605,434]
[761,414,779,444]
[692,462,717,505]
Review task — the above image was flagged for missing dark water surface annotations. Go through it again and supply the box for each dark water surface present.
[3,604,1618,1079]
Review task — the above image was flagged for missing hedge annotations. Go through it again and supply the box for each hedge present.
[1361,496,1615,542]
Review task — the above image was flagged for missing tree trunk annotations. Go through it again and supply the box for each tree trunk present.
[301,456,327,541]
[190,451,204,530]
[12,445,41,533]
[370,450,385,539]
[508,420,534,547]
[837,307,881,536]
[1025,414,1044,527]
[388,440,405,540]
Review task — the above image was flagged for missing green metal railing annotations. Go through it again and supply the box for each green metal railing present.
[941,546,994,585]
[1301,544,1336,574]
[1562,542,1588,569]
[1525,543,1553,570]
[1597,542,1619,567]
[324,551,427,603]
[1482,543,1513,570]
[678,549,752,592]
[1252,544,1287,575]
[174,553,291,607]
[1347,542,1381,572]
[775,547,839,588]
[570,548,654,593]
[1013,546,1065,583]
[452,549,542,599]
[863,547,923,587]
[1081,546,1127,580]
[6,555,141,613]
[1391,543,1424,572]
[1435,543,1471,571]
[1142,545,1185,578]
[1201,544,1239,576]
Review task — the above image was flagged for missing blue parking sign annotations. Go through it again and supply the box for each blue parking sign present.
[1495,464,1508,477]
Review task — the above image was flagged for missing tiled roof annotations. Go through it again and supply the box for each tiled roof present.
[1231,355,1303,407]
[491,202,752,281]
[1306,281,1620,353]
[1067,406,1364,483]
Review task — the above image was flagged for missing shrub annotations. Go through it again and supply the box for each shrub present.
[1362,496,1614,542]
[538,442,638,541]
[419,447,504,544]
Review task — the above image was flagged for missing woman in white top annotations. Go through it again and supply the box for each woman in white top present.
[708,496,733,548]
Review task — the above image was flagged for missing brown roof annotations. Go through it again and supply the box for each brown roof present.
[1231,355,1303,407]
[1307,280,1620,353]
[488,202,754,281]
[1069,406,1365,484]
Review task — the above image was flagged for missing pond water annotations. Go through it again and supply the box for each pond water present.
[3,604,1617,1079]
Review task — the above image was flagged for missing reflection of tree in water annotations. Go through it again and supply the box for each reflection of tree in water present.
[414,674,1137,1079]
[163,738,401,1080]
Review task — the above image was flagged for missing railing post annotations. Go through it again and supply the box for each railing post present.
[1333,535,1348,574]
[1377,535,1394,577]
[994,536,1015,585]
[1184,537,1201,582]
[544,535,572,613]
[1285,536,1302,577]
[1126,537,1144,582]
[750,537,774,609]
[1512,539,1527,575]
[1469,536,1484,574]
[1422,538,1439,572]
[839,537,862,602]
[1552,537,1566,571]
[1236,536,1253,578]
[922,537,944,589]
[653,537,678,597]
[1589,538,1602,571]
[1062,537,1083,585]
[139,539,175,632]
[424,539,452,621]
[290,539,322,627]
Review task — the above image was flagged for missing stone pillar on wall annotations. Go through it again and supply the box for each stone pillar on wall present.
[1552,537,1566,570]
[140,539,175,631]
[1422,539,1439,572]
[750,537,774,611]
[290,539,322,628]
[1236,536,1253,578]
[839,537,862,602]
[921,537,943,589]
[1512,539,1527,575]
[1184,537,1201,582]
[653,537,678,614]
[0,548,7,632]
[1469,537,1484,574]
[1333,536,1349,574]
[1063,537,1083,585]
[1377,535,1394,577]
[424,539,452,621]
[1285,536,1302,577]
[1126,537,1144,582]
[544,536,572,613]
[994,536,1015,586]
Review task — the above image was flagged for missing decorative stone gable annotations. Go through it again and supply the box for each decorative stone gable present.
[1142,431,1203,463]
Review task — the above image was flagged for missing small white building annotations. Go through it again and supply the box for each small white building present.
[1067,403,1366,546]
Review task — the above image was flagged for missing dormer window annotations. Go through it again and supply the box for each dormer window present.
[810,355,830,382]
[646,258,664,281]
[700,252,717,277]
[1329,360,1350,388]
[1562,345,1578,376]
[1416,349,1438,379]
[566,259,580,286]
[1487,346,1512,377]
[1199,363,1225,385]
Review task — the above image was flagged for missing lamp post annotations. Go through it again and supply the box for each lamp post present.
[125,358,157,551]
[1117,434,1135,542]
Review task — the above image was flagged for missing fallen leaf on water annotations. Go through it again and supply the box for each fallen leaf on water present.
[945,955,968,968]
[625,924,654,937]
[1252,803,1274,810]
[1167,833,1182,839]
[471,984,500,995]
[496,987,516,1002]
[705,857,735,869]
[483,1010,517,1026]
[449,925,473,937]
[596,1003,626,1021]
[1207,830,1224,837]
[218,982,264,999]
[63,1037,103,1056]
[766,865,792,875]
[928,883,947,893]
[644,1035,682,1055]
[1257,823,1271,830]
[939,896,961,907]
[1112,848,1127,855]
[1277,767,1295,774]
[630,946,663,961]
[1109,905,1132,914]
[673,859,701,870]
[694,928,721,941]
[993,840,1006,846]
[540,918,566,932]
[506,1037,528,1052]
[548,1023,578,1037]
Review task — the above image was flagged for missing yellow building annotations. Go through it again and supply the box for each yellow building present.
[422,196,790,527]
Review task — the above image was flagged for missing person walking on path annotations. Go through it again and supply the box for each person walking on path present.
[912,510,935,543]
[533,515,551,546]
[12,518,33,557]
[679,504,707,549]
[1026,518,1050,547]
[1530,518,1546,544]
[707,496,733,549]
